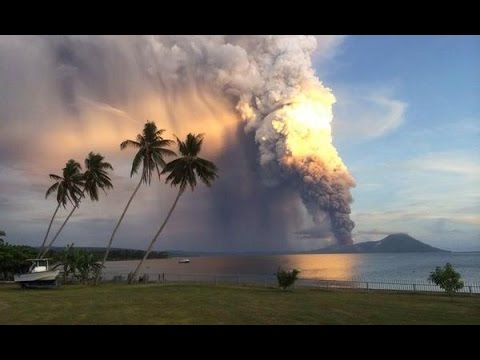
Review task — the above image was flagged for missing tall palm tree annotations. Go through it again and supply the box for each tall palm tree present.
[39,160,84,256]
[97,121,175,283]
[0,230,5,245]
[130,133,218,282]
[40,153,113,258]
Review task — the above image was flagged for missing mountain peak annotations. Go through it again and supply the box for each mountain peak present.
[381,233,416,242]
[310,233,449,254]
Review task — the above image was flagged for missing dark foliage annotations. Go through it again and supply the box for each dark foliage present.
[275,267,300,290]
[0,243,36,280]
[429,262,464,295]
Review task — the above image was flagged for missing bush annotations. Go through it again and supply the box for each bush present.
[54,244,103,284]
[0,242,36,280]
[275,267,300,290]
[428,262,464,295]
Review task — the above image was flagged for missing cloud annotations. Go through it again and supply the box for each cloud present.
[354,230,398,236]
[427,218,465,234]
[77,97,142,125]
[354,208,480,227]
[312,36,347,61]
[438,214,480,226]
[352,229,409,243]
[409,117,480,139]
[405,151,480,176]
[332,87,407,141]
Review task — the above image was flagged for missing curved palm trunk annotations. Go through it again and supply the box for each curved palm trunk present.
[129,188,182,283]
[38,203,61,257]
[95,178,143,285]
[40,189,87,259]
[40,203,79,259]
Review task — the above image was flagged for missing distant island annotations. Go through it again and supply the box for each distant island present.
[308,233,449,254]
[43,247,169,261]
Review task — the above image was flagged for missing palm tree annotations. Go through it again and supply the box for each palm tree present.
[40,153,113,258]
[39,160,84,256]
[0,230,5,245]
[130,133,218,282]
[96,121,175,283]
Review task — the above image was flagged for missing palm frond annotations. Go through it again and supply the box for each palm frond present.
[64,159,82,175]
[100,162,114,171]
[154,147,177,158]
[153,138,175,148]
[88,184,99,202]
[120,140,141,150]
[161,133,218,193]
[195,161,218,187]
[131,150,144,178]
[151,151,167,168]
[46,182,60,199]
[155,163,162,180]
[47,159,84,208]
[155,129,166,137]
[177,137,188,156]
[83,152,114,201]
[57,184,68,208]
[185,133,204,156]
[121,122,176,185]
[195,158,219,172]
[141,156,153,185]
[161,158,183,174]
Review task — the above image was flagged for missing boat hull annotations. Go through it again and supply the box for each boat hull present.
[14,270,60,283]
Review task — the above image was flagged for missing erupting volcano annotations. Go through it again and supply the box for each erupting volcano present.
[0,35,356,249]
[237,82,355,245]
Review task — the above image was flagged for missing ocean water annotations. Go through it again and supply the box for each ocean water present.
[105,252,480,283]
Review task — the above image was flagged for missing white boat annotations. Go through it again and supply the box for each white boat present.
[178,259,190,263]
[14,259,60,288]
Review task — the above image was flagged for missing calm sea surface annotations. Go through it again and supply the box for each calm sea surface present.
[105,253,480,283]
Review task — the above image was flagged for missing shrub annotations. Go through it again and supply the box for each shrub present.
[0,242,36,280]
[275,267,300,290]
[54,244,103,284]
[428,262,464,296]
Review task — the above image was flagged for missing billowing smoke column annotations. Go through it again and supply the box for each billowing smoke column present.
[235,61,356,245]
[142,35,356,244]
[141,36,355,244]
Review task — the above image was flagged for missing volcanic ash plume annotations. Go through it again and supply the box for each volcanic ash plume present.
[143,35,357,245]
[238,86,356,245]
[218,37,355,244]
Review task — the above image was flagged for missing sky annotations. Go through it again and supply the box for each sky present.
[0,35,479,252]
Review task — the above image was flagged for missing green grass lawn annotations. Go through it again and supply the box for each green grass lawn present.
[0,283,478,324]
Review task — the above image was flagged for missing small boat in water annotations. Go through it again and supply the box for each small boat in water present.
[178,259,190,264]
[14,259,60,288]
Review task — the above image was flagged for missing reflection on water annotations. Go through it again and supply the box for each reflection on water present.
[105,254,358,279]
[105,253,480,282]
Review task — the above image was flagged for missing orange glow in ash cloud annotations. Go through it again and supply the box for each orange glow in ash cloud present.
[272,87,349,175]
